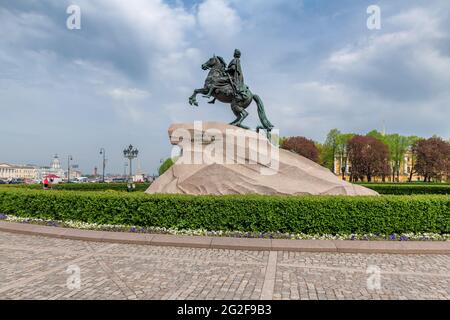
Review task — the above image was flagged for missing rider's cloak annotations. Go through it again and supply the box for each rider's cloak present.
[228,58,244,90]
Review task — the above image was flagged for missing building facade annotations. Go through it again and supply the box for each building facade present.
[68,170,82,180]
[36,155,65,183]
[0,163,38,181]
[1,155,66,182]
[333,150,425,182]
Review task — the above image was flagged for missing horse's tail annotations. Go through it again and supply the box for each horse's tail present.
[253,94,274,130]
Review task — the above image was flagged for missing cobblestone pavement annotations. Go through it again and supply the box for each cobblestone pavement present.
[1,231,450,300]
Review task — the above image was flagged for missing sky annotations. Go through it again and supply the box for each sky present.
[0,0,449,175]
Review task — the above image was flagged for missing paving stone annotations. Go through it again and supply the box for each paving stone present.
[0,231,449,300]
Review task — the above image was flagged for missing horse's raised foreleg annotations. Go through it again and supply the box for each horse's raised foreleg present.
[189,88,208,106]
[202,87,215,98]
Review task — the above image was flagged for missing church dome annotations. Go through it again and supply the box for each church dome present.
[51,154,61,170]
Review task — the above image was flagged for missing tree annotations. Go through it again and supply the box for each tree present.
[366,131,421,182]
[412,137,450,182]
[278,136,288,147]
[366,130,390,181]
[336,133,355,180]
[322,129,341,173]
[158,158,175,176]
[315,142,326,167]
[281,136,320,163]
[347,135,390,182]
[406,135,421,182]
[366,130,387,143]
[384,134,411,182]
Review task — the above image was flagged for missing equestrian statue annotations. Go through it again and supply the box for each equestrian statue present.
[189,49,274,136]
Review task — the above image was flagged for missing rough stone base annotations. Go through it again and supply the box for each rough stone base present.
[146,122,378,196]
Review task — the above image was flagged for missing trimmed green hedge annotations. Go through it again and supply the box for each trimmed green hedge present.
[359,184,450,195]
[4,182,449,195]
[0,183,151,192]
[0,188,449,234]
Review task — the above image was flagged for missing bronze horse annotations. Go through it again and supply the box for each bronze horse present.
[189,55,274,133]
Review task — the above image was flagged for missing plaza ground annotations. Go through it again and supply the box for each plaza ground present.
[0,231,449,300]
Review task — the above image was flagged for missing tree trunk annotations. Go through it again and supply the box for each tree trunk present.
[409,168,414,182]
[409,158,415,182]
[332,147,336,174]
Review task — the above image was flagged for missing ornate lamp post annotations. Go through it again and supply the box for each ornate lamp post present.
[99,148,106,183]
[67,155,73,183]
[123,162,128,180]
[123,145,138,183]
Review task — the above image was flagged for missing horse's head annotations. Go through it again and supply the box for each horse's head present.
[201,55,226,71]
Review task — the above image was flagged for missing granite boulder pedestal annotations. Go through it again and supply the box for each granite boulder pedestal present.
[146,122,378,196]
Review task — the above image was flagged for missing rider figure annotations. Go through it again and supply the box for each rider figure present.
[227,49,244,93]
[205,49,245,104]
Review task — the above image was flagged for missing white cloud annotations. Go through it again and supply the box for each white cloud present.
[107,88,150,101]
[323,6,450,103]
[387,7,445,39]
[105,87,151,123]
[85,0,196,52]
[197,0,241,39]
[292,82,351,109]
[0,8,55,44]
[154,47,202,82]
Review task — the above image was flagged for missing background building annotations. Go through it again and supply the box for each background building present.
[0,163,38,181]
[67,170,82,180]
[35,155,65,183]
[333,150,422,182]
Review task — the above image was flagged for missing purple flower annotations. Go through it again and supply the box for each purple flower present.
[0,214,7,220]
[130,227,137,233]
[389,234,396,241]
[400,235,408,241]
[350,235,355,241]
[47,221,58,227]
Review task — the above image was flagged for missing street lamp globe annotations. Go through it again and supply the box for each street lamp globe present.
[123,145,139,185]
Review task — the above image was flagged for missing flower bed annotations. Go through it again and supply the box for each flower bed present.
[1,214,449,241]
